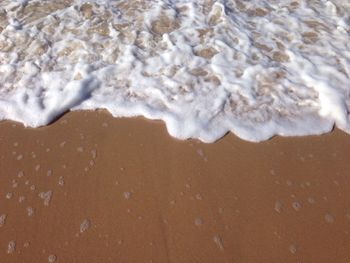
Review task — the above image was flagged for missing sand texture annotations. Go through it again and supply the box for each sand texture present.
[0,111,350,263]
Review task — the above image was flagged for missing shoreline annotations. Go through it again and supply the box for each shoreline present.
[0,110,349,263]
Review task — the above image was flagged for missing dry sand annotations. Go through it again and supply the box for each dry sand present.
[0,110,349,263]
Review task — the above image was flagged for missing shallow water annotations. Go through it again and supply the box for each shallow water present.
[0,0,349,142]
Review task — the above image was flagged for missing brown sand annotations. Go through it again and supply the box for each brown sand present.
[0,110,349,263]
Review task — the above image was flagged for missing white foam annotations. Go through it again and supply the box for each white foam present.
[0,0,349,142]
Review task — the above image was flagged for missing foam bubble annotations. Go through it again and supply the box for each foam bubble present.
[289,244,297,254]
[0,214,7,227]
[194,218,203,226]
[26,206,34,216]
[7,240,16,254]
[48,254,57,263]
[123,191,131,200]
[39,190,53,206]
[213,235,224,251]
[80,218,90,233]
[325,213,335,223]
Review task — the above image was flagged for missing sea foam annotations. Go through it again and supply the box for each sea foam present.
[0,0,349,142]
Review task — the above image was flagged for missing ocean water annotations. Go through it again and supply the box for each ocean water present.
[0,0,349,142]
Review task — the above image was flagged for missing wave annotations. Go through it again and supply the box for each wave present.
[0,0,349,142]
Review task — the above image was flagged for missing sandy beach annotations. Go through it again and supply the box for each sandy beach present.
[0,110,349,263]
[1,1,350,262]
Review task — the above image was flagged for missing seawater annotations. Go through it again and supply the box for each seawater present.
[0,0,349,142]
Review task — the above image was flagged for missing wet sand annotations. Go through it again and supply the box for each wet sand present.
[0,110,349,263]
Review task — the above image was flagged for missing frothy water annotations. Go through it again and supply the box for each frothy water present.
[0,0,350,142]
